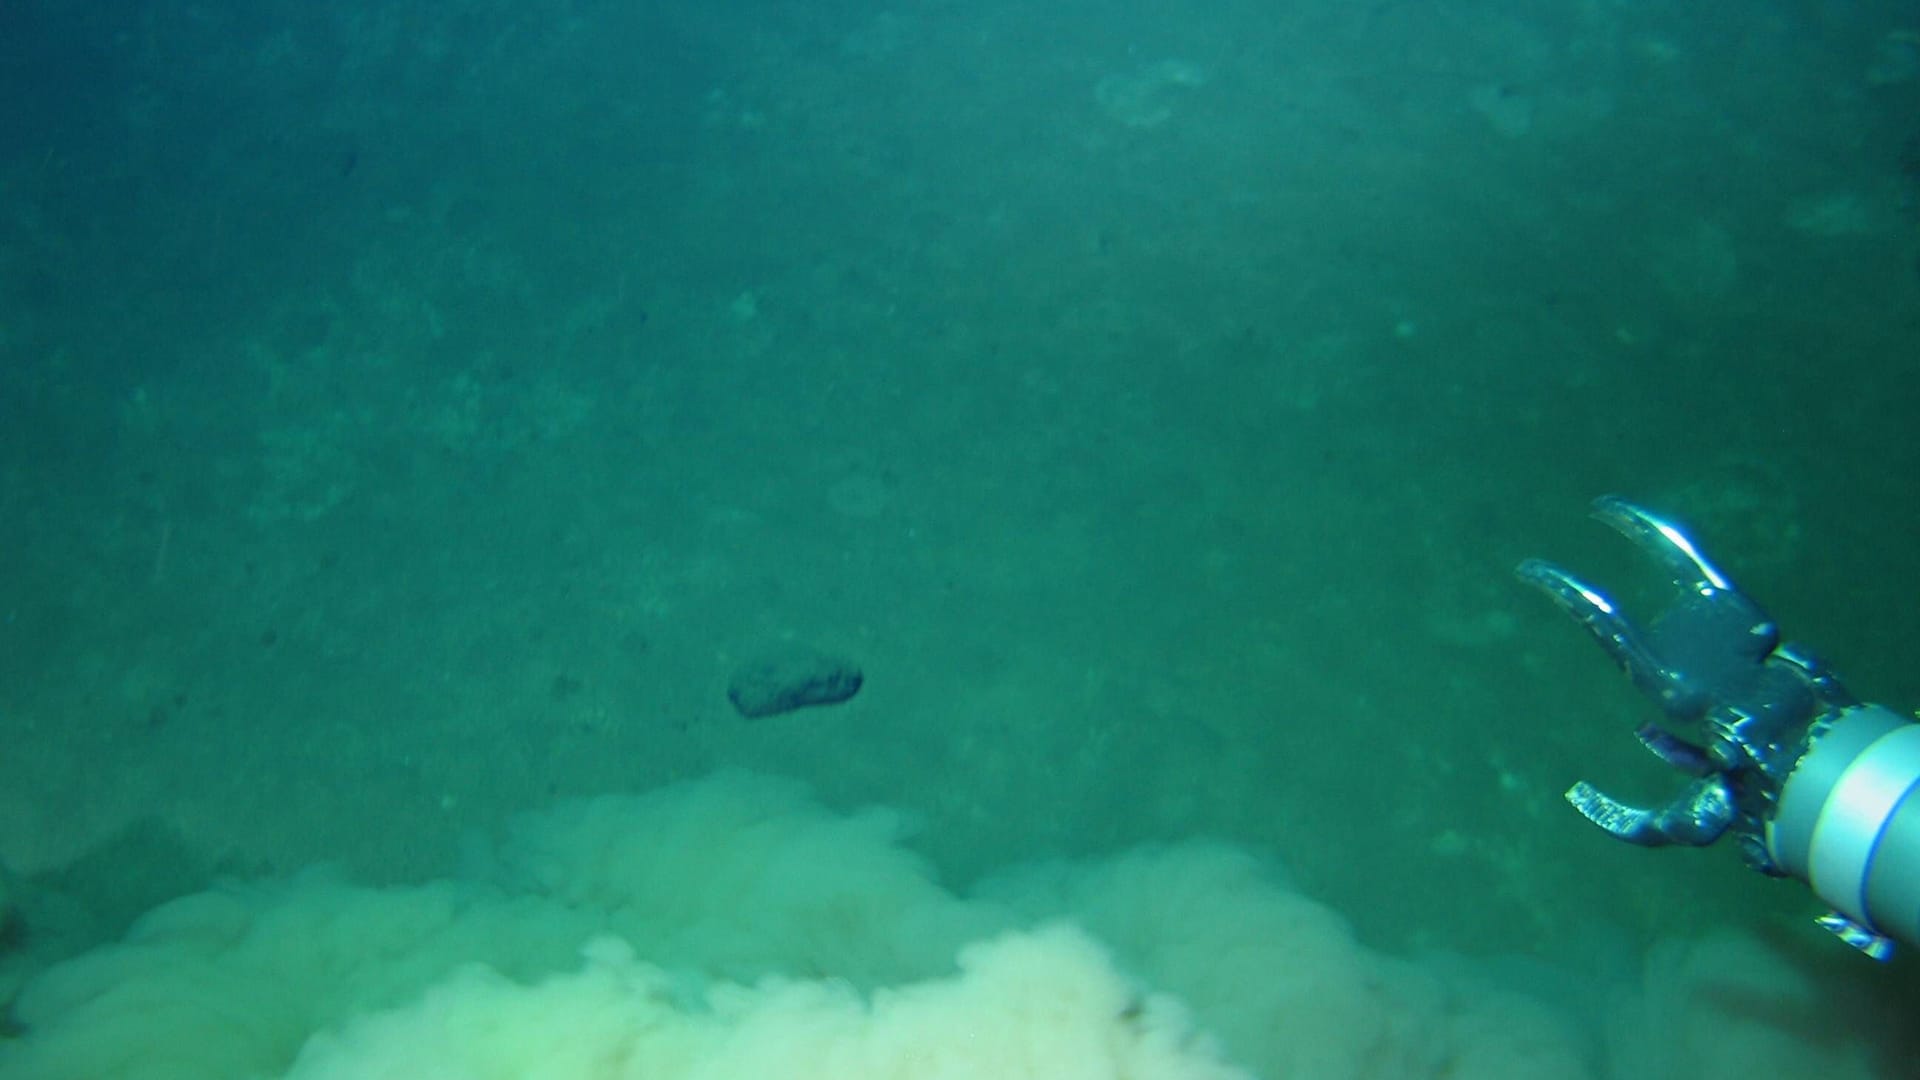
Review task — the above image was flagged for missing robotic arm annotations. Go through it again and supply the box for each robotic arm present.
[1519,496,1920,959]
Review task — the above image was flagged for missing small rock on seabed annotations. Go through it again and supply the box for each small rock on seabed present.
[727,647,864,719]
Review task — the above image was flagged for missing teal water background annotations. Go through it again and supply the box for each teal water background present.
[2,0,1920,1057]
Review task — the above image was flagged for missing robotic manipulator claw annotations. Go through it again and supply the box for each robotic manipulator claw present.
[1519,496,1920,960]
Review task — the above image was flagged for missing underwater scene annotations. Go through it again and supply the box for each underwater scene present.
[2,0,1920,1076]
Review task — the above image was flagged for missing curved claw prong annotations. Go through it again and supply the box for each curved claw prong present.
[1515,557,1681,704]
[1565,776,1735,847]
[1514,558,1618,622]
[1633,722,1714,773]
[1590,495,1735,596]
